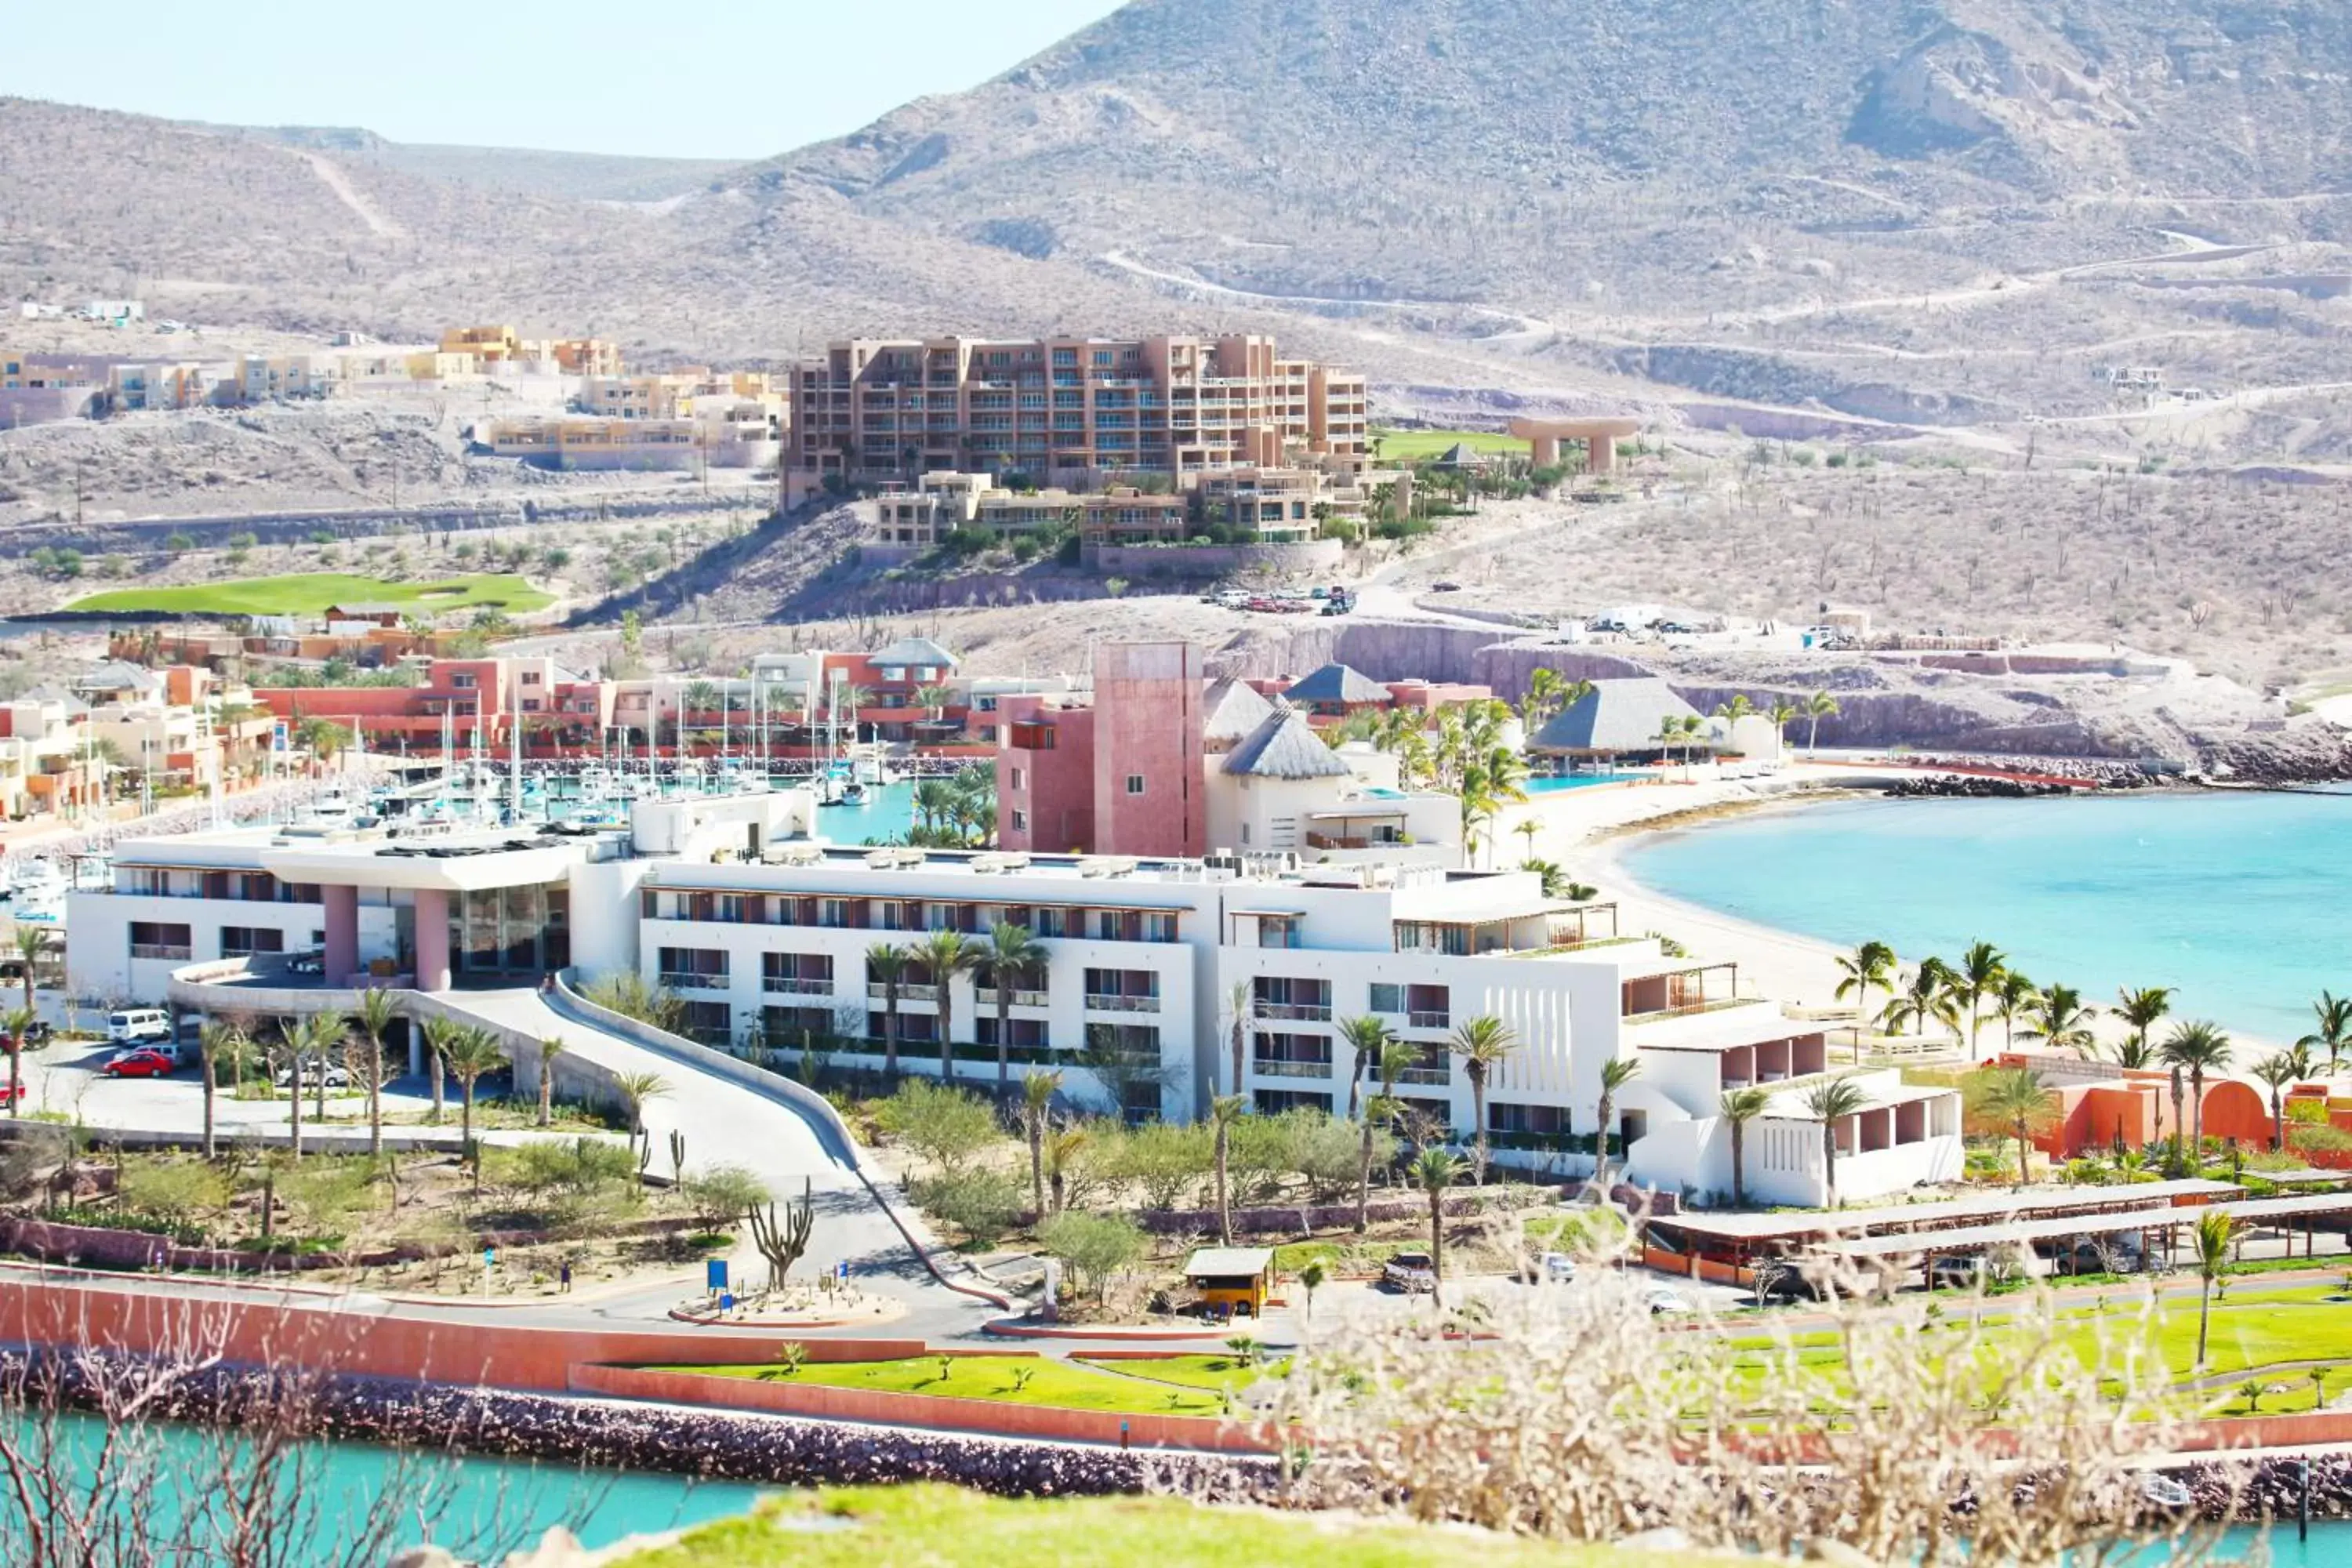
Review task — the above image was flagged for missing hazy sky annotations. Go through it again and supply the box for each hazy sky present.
[0,0,1128,159]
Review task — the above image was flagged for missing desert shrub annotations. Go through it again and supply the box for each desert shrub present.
[117,1160,230,1231]
[1107,1120,1211,1210]
[497,1137,641,1211]
[874,1079,1000,1177]
[910,1167,1025,1250]
[581,972,688,1035]
[678,1163,770,1232]
[2289,1123,2352,1156]
[1283,1109,1385,1202]
[1036,1210,1145,1303]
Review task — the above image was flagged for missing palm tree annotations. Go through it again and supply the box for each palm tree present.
[2252,1053,2301,1152]
[1209,1094,1248,1246]
[1978,1066,2051,1188]
[2022,984,2099,1058]
[865,943,910,1076]
[419,1015,462,1124]
[1222,981,1253,1097]
[0,1004,31,1121]
[353,986,399,1157]
[1711,694,1757,739]
[1020,1069,1059,1217]
[1412,1146,1462,1304]
[1592,1056,1642,1193]
[1834,942,1896,1055]
[1879,958,1960,1040]
[1765,700,1802,761]
[2299,992,2352,1075]
[1991,971,2038,1053]
[2161,1020,2234,1155]
[914,928,976,1084]
[1804,1076,1871,1208]
[11,926,52,1014]
[536,1036,568,1127]
[614,1069,669,1137]
[440,1029,504,1160]
[197,1020,241,1160]
[2192,1210,2240,1368]
[1719,1087,1769,1208]
[1447,1015,1519,1184]
[275,1018,312,1162]
[978,922,1048,1092]
[914,683,954,724]
[1803,691,1840,753]
[1950,942,2007,1058]
[1338,1019,1410,1234]
[2114,986,2175,1067]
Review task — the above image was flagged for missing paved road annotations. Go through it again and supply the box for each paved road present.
[445,988,1000,1339]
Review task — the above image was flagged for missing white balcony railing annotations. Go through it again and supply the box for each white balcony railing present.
[976,988,1051,1008]
[764,978,833,996]
[1085,993,1160,1014]
[1397,1066,1451,1087]
[872,982,939,1002]
[660,972,730,992]
[130,944,194,961]
[1256,1001,1331,1022]
[1254,1059,1332,1080]
[1407,1010,1451,1030]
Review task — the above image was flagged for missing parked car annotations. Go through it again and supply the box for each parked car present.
[274,1056,353,1091]
[102,1047,177,1080]
[1540,1251,1577,1283]
[105,1008,172,1045]
[1382,1250,1438,1294]
[0,1080,23,1105]
[1430,581,1462,593]
[1642,1285,1693,1316]
[285,950,326,977]
[12,1020,52,1051]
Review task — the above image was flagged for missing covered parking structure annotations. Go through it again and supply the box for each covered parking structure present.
[1830,1189,2352,1283]
[1640,1179,2240,1287]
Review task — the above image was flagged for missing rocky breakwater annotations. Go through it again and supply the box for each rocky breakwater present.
[26,1355,1271,1499]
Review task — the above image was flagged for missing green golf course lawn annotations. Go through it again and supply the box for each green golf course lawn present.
[68,572,552,618]
[1370,426,1530,462]
[659,1355,1225,1416]
[616,1485,1700,1568]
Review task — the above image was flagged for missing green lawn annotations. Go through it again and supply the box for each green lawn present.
[1075,1352,1287,1394]
[617,1485,1707,1568]
[1727,1282,2352,1410]
[1370,426,1530,463]
[1272,1238,1408,1276]
[67,572,552,618]
[661,1355,1225,1416]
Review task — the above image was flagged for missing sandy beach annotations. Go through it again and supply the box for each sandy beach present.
[1497,767,1871,1012]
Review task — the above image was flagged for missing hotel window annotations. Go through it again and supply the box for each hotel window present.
[1126,775,1146,796]
[450,673,477,689]
[129,922,193,962]
[1008,767,1025,790]
[1011,809,1029,831]
[1369,983,1404,1015]
[218,927,284,959]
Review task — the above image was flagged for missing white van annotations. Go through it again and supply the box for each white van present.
[106,1008,172,1045]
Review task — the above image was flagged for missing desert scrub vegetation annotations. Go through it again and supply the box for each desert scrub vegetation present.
[1258,1257,2236,1565]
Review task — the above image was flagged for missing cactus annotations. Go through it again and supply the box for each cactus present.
[746,1177,815,1292]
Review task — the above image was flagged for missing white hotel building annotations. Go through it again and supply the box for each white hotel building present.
[67,793,1959,1210]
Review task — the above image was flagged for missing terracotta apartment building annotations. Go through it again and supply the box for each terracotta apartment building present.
[786,334,1367,499]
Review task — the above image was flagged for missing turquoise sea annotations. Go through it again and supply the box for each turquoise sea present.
[1621,788,2352,1043]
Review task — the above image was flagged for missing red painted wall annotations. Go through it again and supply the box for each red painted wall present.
[996,695,1095,854]
[1092,642,1203,858]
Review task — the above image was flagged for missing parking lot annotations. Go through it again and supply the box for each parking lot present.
[13,1033,470,1140]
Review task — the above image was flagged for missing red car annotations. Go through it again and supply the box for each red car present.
[102,1048,176,1079]
[0,1080,22,1103]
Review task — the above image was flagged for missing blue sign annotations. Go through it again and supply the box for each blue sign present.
[835,1260,848,1280]
[720,1292,735,1312]
[706,1258,729,1293]
[482,1247,495,1268]
[273,722,289,751]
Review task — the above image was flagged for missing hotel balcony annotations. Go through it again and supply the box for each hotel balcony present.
[975,987,1050,1008]
[764,977,833,996]
[1406,1009,1451,1031]
[1253,1058,1332,1081]
[871,982,940,1002]
[1397,1065,1451,1088]
[1622,963,1747,1023]
[660,971,730,992]
[1084,993,1160,1014]
[1255,1001,1331,1022]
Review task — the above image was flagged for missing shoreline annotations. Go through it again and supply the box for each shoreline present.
[1550,776,2318,1053]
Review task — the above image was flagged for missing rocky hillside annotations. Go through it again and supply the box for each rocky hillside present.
[745,0,2352,304]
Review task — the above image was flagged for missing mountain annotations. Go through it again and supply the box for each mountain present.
[746,0,2352,308]
[218,123,742,205]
